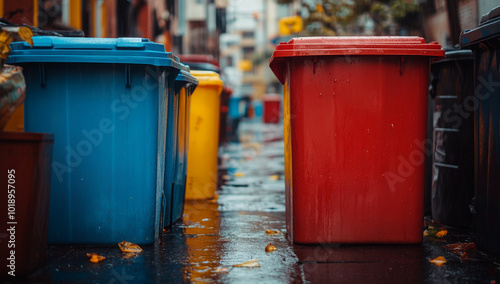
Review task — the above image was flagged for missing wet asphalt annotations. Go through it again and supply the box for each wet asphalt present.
[9,120,500,283]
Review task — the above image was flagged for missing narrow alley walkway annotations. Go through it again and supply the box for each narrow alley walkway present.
[26,120,500,283]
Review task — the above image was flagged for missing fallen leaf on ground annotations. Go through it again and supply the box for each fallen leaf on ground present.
[269,175,279,180]
[215,267,229,273]
[266,229,282,235]
[118,241,143,253]
[265,243,277,252]
[423,222,448,240]
[234,172,245,177]
[435,229,448,238]
[233,259,260,268]
[429,256,447,266]
[86,253,105,263]
[443,242,476,261]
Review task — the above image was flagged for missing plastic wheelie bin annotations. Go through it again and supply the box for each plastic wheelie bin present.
[270,36,444,244]
[430,49,475,228]
[185,71,223,200]
[262,94,281,123]
[7,36,180,245]
[170,64,198,224]
[177,55,232,147]
[219,86,232,146]
[177,54,220,73]
[460,5,500,256]
[0,131,54,276]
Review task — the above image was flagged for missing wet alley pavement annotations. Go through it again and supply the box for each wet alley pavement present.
[13,120,500,283]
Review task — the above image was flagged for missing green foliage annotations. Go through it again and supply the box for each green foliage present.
[390,0,420,21]
[301,0,356,35]
[299,0,421,36]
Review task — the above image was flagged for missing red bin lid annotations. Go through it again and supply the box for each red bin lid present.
[270,36,444,84]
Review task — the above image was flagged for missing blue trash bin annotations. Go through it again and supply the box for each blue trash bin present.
[8,36,180,245]
[253,99,263,119]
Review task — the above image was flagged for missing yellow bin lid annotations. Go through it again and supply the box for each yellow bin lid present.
[190,70,223,94]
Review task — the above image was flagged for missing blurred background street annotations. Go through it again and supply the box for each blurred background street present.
[1,0,500,283]
[27,119,500,283]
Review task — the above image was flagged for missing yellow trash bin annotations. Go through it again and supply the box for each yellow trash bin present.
[185,71,223,200]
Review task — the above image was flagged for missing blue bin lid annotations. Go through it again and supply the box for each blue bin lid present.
[176,63,198,85]
[7,36,180,69]
[175,63,198,94]
[460,5,500,48]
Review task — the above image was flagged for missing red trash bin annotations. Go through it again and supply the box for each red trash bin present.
[270,37,444,244]
[219,86,232,146]
[262,94,281,123]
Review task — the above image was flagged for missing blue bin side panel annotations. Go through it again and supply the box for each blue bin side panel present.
[23,62,168,245]
[162,85,179,228]
[172,93,187,223]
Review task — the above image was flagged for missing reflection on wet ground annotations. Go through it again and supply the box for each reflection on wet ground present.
[16,120,500,283]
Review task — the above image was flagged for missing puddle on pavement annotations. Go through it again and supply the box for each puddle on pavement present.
[182,200,224,282]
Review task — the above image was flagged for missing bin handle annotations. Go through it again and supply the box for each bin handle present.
[400,56,404,76]
[161,187,167,229]
[125,64,131,88]
[39,63,46,87]
[115,38,146,49]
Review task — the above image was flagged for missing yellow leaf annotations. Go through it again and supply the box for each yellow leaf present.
[435,229,448,238]
[233,259,260,268]
[429,256,446,266]
[18,27,33,46]
[265,243,277,252]
[266,229,282,235]
[118,241,143,253]
[86,253,105,263]
[234,172,245,177]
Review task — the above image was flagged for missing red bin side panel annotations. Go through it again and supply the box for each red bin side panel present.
[287,55,429,244]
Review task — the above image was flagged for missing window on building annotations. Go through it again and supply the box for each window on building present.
[242,31,254,38]
[242,46,254,59]
[427,0,437,15]
[226,56,234,67]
